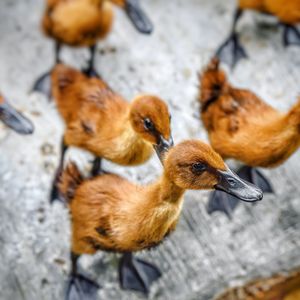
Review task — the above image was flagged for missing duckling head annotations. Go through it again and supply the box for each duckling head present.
[109,0,153,34]
[164,140,263,203]
[0,94,34,135]
[129,95,173,160]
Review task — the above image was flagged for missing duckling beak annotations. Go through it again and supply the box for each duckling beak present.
[0,100,34,135]
[154,135,174,162]
[215,168,263,202]
[124,0,153,34]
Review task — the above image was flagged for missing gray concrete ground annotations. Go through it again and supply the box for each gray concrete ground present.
[0,0,300,299]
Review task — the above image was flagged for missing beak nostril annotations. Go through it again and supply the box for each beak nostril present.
[228,178,236,186]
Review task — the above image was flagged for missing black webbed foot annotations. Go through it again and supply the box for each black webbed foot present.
[119,252,161,295]
[237,166,273,194]
[282,24,300,47]
[31,70,52,98]
[216,32,248,69]
[207,190,239,219]
[65,273,99,300]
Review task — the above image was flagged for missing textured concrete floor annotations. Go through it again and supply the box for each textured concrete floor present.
[0,0,300,300]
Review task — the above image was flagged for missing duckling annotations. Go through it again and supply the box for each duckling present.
[32,0,153,95]
[58,140,263,298]
[199,57,300,217]
[0,93,34,135]
[214,266,300,300]
[50,63,173,203]
[216,0,300,68]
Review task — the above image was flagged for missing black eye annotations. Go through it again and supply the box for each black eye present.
[192,163,206,173]
[144,118,154,131]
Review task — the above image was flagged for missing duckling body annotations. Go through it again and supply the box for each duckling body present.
[58,140,263,298]
[65,166,183,255]
[216,0,300,67]
[42,0,113,47]
[0,93,34,135]
[50,64,172,202]
[33,0,153,95]
[199,58,300,216]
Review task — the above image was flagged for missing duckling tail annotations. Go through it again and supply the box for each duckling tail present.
[198,57,229,112]
[57,162,83,203]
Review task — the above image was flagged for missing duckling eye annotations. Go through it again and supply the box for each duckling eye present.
[192,163,206,173]
[144,118,154,131]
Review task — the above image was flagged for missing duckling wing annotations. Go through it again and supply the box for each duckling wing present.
[202,88,277,135]
[204,89,285,166]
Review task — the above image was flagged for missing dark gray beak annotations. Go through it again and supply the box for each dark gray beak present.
[125,0,153,34]
[215,168,263,202]
[0,100,34,135]
[154,135,174,162]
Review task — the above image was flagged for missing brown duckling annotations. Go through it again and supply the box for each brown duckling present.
[58,140,263,298]
[32,0,153,95]
[216,0,300,68]
[0,93,34,135]
[50,63,173,203]
[199,58,300,217]
[214,266,300,300]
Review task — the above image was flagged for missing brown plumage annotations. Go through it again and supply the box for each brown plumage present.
[199,58,300,169]
[58,139,262,255]
[58,140,262,296]
[42,0,152,47]
[42,0,115,47]
[214,267,300,300]
[239,0,300,24]
[51,63,172,167]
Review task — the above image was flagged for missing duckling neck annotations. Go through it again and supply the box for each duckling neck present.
[137,174,185,237]
[146,173,185,205]
[113,118,153,165]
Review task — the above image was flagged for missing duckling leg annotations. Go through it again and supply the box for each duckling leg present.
[237,166,273,193]
[282,24,300,47]
[119,252,161,295]
[31,43,61,97]
[91,157,102,177]
[207,190,239,219]
[215,9,247,68]
[65,252,100,300]
[50,139,68,204]
[83,45,101,78]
